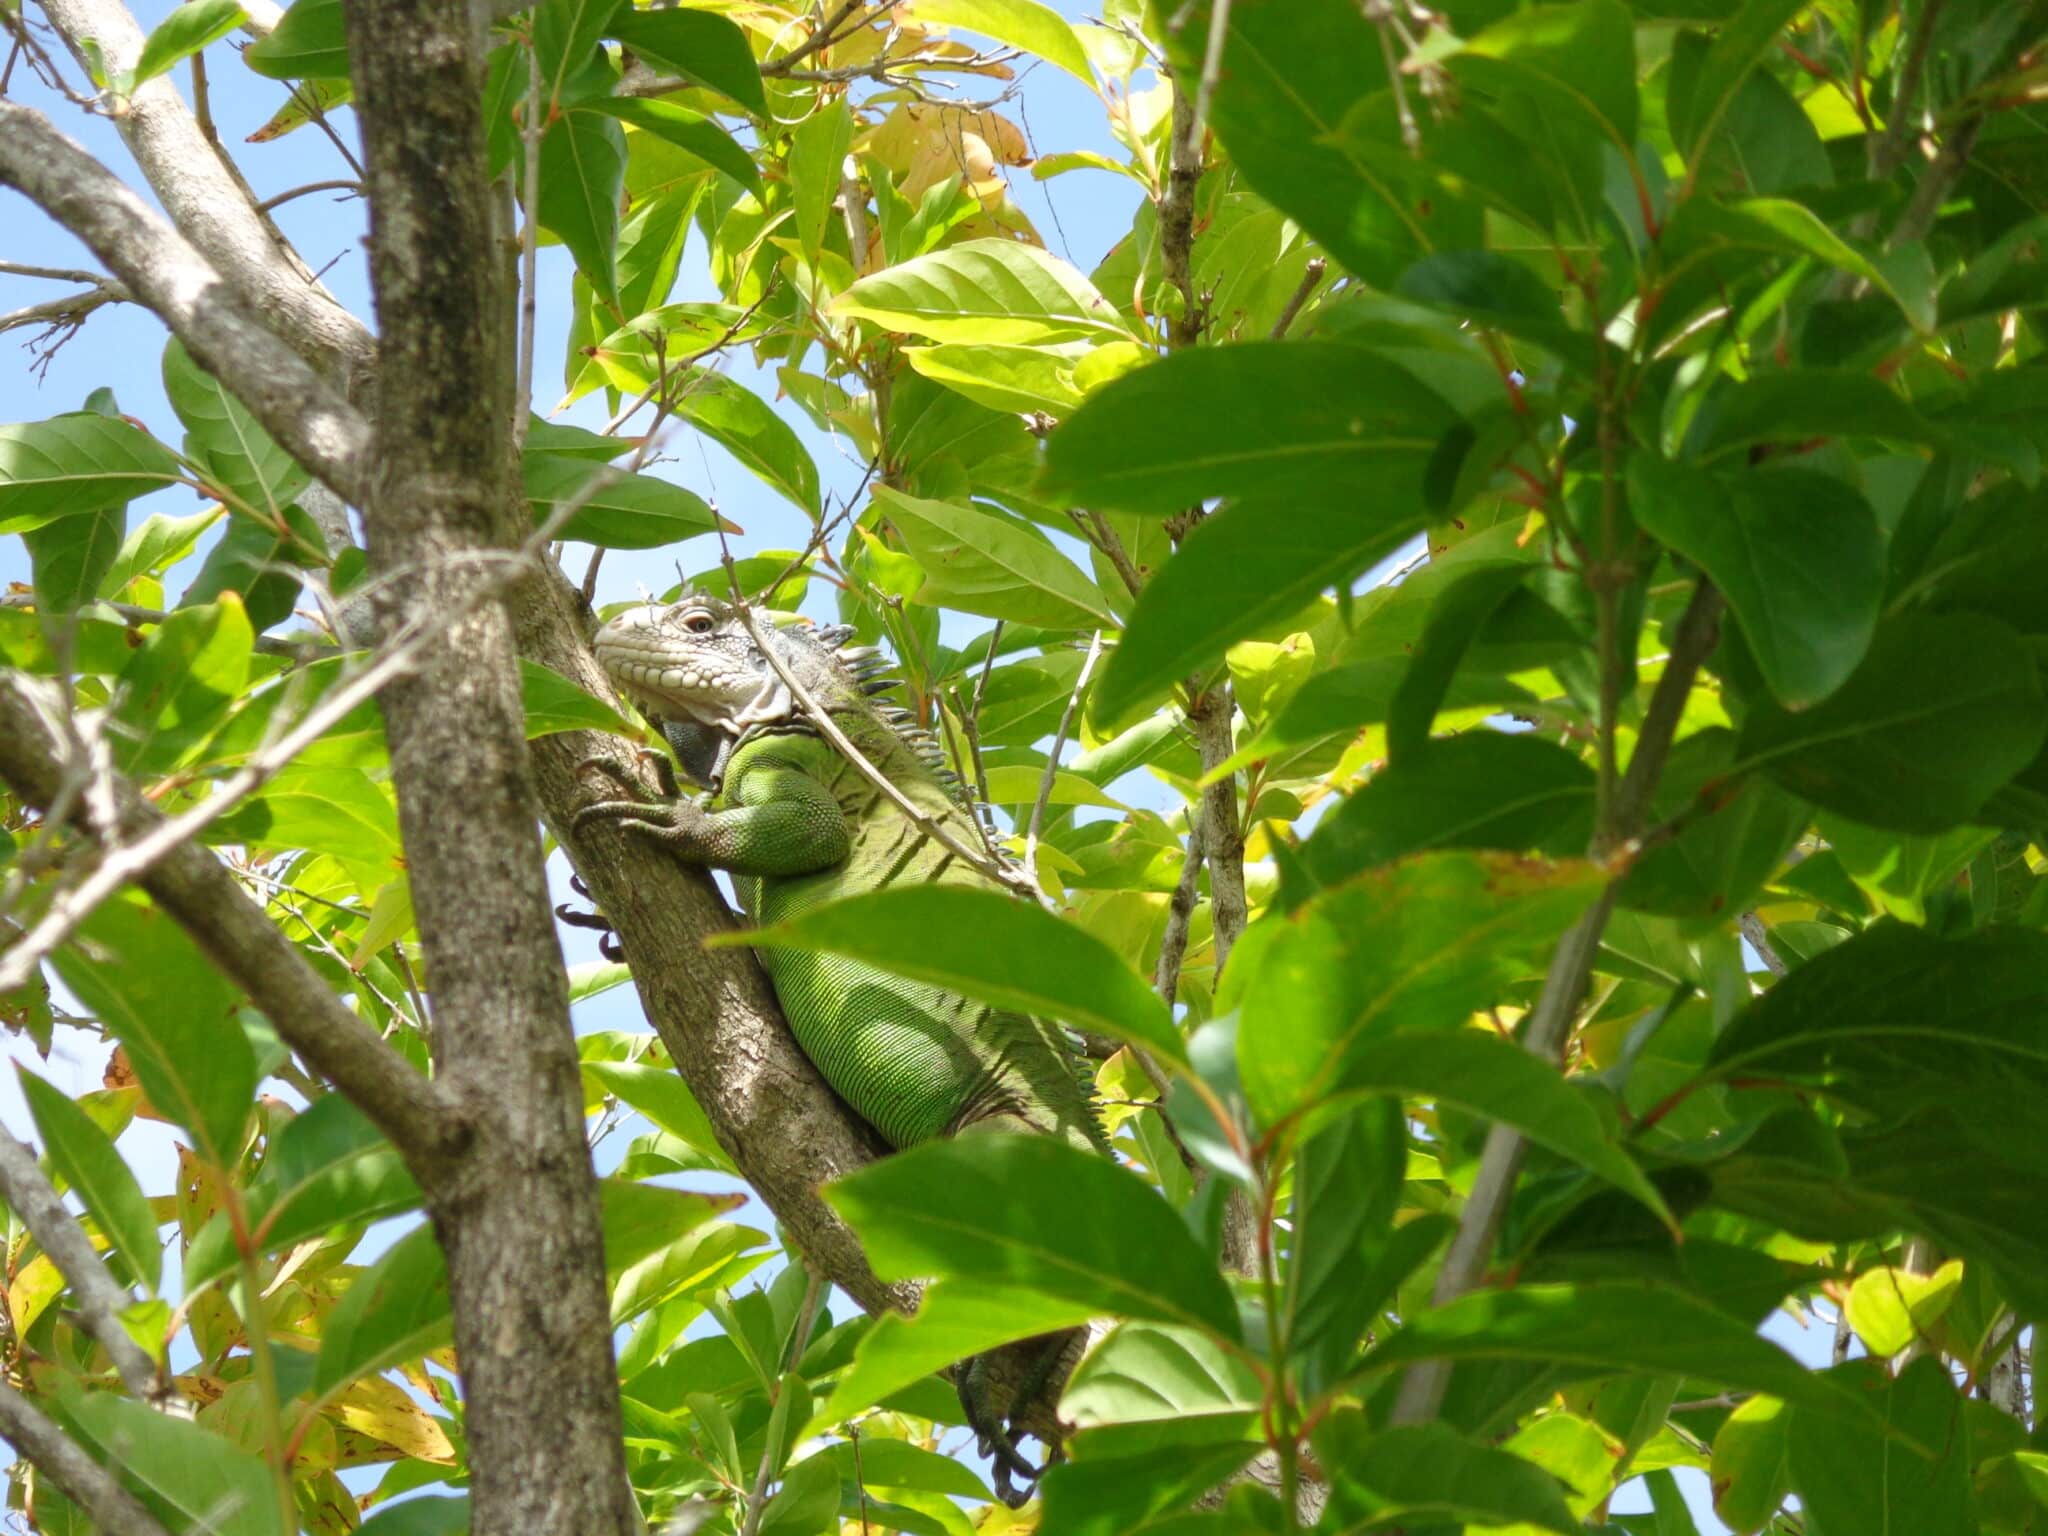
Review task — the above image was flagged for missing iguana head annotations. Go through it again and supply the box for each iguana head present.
[592,591,873,737]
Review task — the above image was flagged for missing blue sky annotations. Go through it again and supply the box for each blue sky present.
[0,8,1823,1527]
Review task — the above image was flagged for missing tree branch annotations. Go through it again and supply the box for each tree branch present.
[0,102,371,503]
[1392,580,1723,1424]
[342,0,638,1526]
[0,1380,173,1536]
[0,678,461,1170]
[0,1128,163,1402]
[37,0,374,389]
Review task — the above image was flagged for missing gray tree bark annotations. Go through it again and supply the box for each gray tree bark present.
[340,1,637,1530]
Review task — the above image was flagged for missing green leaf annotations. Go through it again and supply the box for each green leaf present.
[873,487,1112,629]
[913,0,1093,84]
[601,1182,758,1323]
[827,1136,1243,1341]
[789,98,853,261]
[1289,1100,1404,1390]
[1387,564,1536,760]
[206,765,403,868]
[523,453,720,548]
[25,502,126,615]
[1710,1393,1791,1535]
[1302,733,1594,892]
[1043,341,1458,516]
[1092,495,1424,723]
[831,1436,991,1502]
[186,1094,422,1290]
[1331,1028,1672,1224]
[533,0,620,104]
[901,341,1089,417]
[1239,850,1603,1124]
[1690,373,1941,460]
[1631,458,1883,708]
[805,1281,1093,1440]
[1457,0,1639,150]
[1357,1282,1883,1426]
[99,506,216,597]
[1735,612,2047,832]
[53,892,253,1168]
[539,109,626,307]
[162,337,312,512]
[1707,923,2048,1136]
[582,1058,731,1171]
[314,1224,452,1395]
[1316,1416,1581,1535]
[18,1067,161,1294]
[591,98,762,193]
[519,658,637,738]
[726,884,1184,1064]
[604,5,765,115]
[1675,0,1809,158]
[1786,1357,1971,1536]
[1663,197,1908,318]
[1843,1258,1963,1357]
[757,1452,841,1536]
[1062,1322,1261,1426]
[132,0,245,87]
[669,371,820,517]
[243,0,345,77]
[1166,0,1467,286]
[0,414,184,534]
[354,1496,469,1536]
[63,1390,286,1536]
[1617,728,1808,924]
[829,238,1130,344]
[179,503,325,632]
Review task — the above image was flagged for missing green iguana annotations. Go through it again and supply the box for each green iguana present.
[573,592,1110,1501]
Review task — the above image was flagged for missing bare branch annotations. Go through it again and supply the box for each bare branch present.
[1392,580,1724,1424]
[255,179,361,212]
[760,0,869,77]
[0,1380,173,1536]
[1268,257,1325,340]
[1153,813,1204,1009]
[37,0,374,386]
[0,1128,163,1402]
[0,102,372,502]
[1739,911,1788,978]
[0,678,460,1168]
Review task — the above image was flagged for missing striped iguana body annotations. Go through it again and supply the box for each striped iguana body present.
[575,592,1106,1499]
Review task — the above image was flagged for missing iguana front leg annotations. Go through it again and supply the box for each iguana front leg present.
[574,760,850,877]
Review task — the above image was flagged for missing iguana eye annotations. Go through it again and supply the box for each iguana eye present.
[683,612,715,634]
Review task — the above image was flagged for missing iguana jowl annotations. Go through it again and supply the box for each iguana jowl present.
[575,593,1109,1498]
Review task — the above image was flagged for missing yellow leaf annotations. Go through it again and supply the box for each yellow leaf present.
[333,1373,458,1465]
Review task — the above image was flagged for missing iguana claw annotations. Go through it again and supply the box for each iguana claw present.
[959,1354,1044,1508]
[553,875,624,962]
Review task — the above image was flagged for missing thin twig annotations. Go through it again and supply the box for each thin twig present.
[512,37,543,456]
[1391,580,1723,1425]
[1023,631,1103,878]
[760,0,867,78]
[1153,815,1205,1010]
[1185,0,1231,145]
[255,179,360,212]
[1268,257,1325,340]
[1739,912,1788,977]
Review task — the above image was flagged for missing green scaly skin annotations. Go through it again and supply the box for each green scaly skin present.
[574,594,1108,1500]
